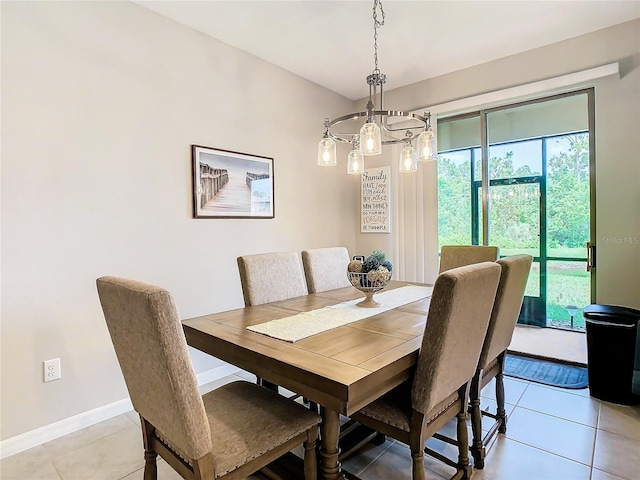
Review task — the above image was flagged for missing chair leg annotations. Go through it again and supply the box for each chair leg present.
[456,409,472,480]
[308,400,319,414]
[372,433,387,446]
[469,370,485,469]
[303,428,318,480]
[140,418,158,480]
[410,448,426,480]
[143,450,158,480]
[496,358,507,434]
[258,377,279,393]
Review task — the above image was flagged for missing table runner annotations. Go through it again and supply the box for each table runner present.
[247,285,432,342]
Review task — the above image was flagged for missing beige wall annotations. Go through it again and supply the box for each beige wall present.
[0,1,357,440]
[361,19,639,307]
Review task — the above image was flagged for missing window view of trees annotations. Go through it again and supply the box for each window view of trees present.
[437,150,472,248]
[547,134,590,255]
[437,132,590,329]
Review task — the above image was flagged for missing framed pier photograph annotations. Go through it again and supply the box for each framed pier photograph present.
[192,145,274,219]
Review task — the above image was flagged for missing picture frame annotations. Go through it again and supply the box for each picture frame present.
[192,145,274,219]
[361,166,391,233]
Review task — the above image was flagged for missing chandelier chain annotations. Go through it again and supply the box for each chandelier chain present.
[318,0,434,165]
[372,0,385,74]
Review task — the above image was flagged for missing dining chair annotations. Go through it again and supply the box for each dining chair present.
[438,245,499,273]
[301,247,351,293]
[237,251,308,306]
[469,254,533,468]
[237,251,308,392]
[350,262,502,480]
[96,276,320,480]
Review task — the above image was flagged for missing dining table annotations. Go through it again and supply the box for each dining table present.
[182,280,433,480]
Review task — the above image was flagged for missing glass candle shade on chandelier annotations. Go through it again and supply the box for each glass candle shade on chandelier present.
[317,0,436,174]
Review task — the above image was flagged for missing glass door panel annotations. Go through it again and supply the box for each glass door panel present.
[525,262,541,298]
[488,182,540,257]
[488,139,543,179]
[484,92,591,329]
[546,133,590,258]
[546,260,590,330]
[437,90,593,331]
[487,181,544,326]
[437,114,481,251]
[437,150,473,250]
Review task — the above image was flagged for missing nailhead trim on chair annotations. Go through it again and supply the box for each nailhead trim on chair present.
[483,356,499,375]
[425,396,459,424]
[360,395,459,432]
[156,430,193,467]
[160,425,315,476]
[218,426,314,476]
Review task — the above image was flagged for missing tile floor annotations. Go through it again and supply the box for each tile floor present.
[2,371,639,480]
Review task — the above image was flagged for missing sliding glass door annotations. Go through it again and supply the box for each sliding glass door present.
[437,90,595,329]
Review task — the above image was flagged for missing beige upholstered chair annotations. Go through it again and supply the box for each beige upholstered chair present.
[301,247,351,293]
[469,254,533,468]
[350,262,502,480]
[237,251,308,391]
[96,276,320,480]
[439,245,499,273]
[237,251,308,306]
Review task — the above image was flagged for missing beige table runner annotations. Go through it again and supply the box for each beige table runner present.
[247,285,433,342]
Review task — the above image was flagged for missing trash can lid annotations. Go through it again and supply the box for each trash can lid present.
[583,304,640,326]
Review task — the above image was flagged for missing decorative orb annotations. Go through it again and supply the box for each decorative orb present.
[347,260,363,273]
[362,255,380,273]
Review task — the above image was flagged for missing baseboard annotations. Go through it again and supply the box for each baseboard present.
[0,363,241,460]
[195,363,241,386]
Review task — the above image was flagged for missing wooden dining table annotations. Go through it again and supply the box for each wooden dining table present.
[182,281,432,480]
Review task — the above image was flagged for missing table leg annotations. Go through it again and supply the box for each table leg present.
[319,406,344,480]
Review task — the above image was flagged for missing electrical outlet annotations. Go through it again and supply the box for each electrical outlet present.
[44,358,61,382]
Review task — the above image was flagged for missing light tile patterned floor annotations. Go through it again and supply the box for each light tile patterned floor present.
[2,373,639,480]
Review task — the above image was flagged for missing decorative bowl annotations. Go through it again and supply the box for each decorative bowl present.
[346,271,391,308]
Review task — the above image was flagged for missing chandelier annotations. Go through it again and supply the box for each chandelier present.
[317,0,436,174]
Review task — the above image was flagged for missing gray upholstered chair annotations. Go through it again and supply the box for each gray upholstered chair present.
[96,276,320,480]
[237,251,308,306]
[469,254,533,468]
[350,262,502,480]
[438,245,499,273]
[301,247,351,293]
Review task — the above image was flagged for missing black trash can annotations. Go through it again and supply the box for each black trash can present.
[583,304,640,405]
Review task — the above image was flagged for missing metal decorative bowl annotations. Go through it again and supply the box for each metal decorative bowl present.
[346,271,391,308]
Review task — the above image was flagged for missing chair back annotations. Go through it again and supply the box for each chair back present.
[439,245,499,273]
[412,262,501,415]
[96,276,212,460]
[478,254,533,369]
[302,247,351,293]
[237,252,308,306]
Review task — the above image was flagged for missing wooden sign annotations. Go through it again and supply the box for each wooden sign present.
[361,166,391,233]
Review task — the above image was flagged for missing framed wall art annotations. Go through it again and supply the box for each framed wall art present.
[361,166,391,233]
[192,145,274,219]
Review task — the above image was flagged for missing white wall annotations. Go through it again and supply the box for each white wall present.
[0,1,357,440]
[362,19,639,307]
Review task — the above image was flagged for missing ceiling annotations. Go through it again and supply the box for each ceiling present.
[136,1,640,100]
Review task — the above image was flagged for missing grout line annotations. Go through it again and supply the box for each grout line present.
[350,439,396,477]
[589,428,599,480]
[514,404,599,429]
[502,434,595,468]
